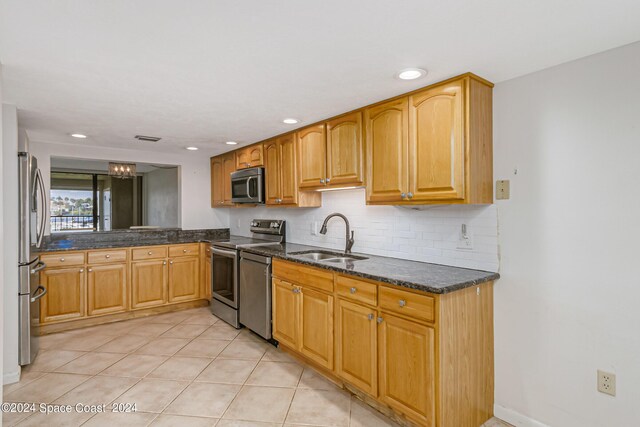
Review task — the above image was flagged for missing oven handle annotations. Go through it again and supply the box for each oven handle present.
[211,247,238,258]
[246,176,255,199]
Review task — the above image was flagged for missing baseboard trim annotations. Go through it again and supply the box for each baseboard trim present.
[494,404,550,427]
[3,369,21,385]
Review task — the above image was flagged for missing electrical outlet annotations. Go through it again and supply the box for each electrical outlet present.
[598,370,616,396]
[457,224,474,250]
[496,180,510,200]
[311,221,318,236]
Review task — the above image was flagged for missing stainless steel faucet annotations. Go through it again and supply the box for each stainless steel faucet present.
[319,213,355,254]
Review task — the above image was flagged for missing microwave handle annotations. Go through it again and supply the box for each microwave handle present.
[246,176,255,199]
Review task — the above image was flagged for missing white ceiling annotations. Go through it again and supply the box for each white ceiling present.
[1,1,639,156]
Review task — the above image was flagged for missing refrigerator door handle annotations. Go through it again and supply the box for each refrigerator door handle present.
[34,168,47,248]
[30,261,47,275]
[30,285,47,303]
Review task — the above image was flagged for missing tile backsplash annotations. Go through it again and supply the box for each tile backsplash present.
[230,188,499,272]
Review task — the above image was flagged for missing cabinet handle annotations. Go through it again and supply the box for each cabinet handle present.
[148,251,153,255]
[367,313,374,320]
[60,258,65,262]
[163,261,167,265]
[398,299,406,307]
[79,268,84,273]
[88,268,92,272]
[407,192,414,199]
[170,260,174,265]
[349,287,357,294]
[292,287,301,294]
[326,178,331,183]
[320,178,325,184]
[400,193,406,199]
[183,249,188,253]
[377,316,383,324]
[276,198,282,204]
[105,254,110,259]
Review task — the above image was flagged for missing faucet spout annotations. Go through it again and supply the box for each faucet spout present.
[319,213,355,254]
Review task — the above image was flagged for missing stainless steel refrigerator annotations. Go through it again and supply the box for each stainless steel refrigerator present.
[18,139,48,365]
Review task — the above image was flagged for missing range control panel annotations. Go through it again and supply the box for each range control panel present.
[250,219,286,236]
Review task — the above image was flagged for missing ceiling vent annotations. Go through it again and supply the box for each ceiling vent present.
[135,135,161,142]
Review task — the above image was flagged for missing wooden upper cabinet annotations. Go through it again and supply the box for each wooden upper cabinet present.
[279,134,299,205]
[264,139,282,205]
[365,98,409,203]
[87,263,127,316]
[297,124,327,189]
[409,81,465,201]
[210,156,224,207]
[40,267,86,323]
[222,152,236,205]
[326,112,364,187]
[236,144,264,169]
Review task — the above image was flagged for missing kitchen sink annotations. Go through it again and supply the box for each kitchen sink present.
[290,250,368,262]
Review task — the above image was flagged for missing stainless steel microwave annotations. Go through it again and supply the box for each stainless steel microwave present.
[231,167,265,204]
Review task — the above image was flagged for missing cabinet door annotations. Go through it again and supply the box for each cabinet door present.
[409,81,465,201]
[378,313,435,427]
[299,286,333,370]
[335,298,377,396]
[279,134,299,205]
[264,139,281,205]
[365,98,409,203]
[272,279,299,349]
[210,156,224,207]
[222,152,236,205]
[87,263,127,316]
[131,260,167,309]
[40,267,86,323]
[297,124,327,189]
[327,112,363,187]
[236,148,250,169]
[248,144,264,167]
[168,256,200,302]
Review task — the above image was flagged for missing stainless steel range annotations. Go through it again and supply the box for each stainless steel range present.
[210,220,285,331]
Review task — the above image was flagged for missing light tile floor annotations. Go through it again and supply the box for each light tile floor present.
[3,307,513,427]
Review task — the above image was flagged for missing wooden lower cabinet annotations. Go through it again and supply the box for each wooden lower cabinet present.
[378,312,436,427]
[272,279,299,349]
[335,298,377,396]
[40,267,86,323]
[87,263,127,316]
[168,256,200,302]
[131,259,167,309]
[299,287,333,370]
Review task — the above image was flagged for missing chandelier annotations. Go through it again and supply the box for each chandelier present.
[108,162,136,179]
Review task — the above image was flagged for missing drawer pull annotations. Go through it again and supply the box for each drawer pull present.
[367,313,374,320]
[183,249,188,253]
[349,287,357,294]
[60,258,65,262]
[105,254,110,259]
[398,299,406,307]
[148,251,153,255]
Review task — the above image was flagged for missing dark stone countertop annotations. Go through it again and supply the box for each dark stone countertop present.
[39,228,230,252]
[242,242,499,294]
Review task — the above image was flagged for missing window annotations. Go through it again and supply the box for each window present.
[50,173,98,232]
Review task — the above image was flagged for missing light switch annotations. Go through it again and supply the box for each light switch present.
[496,180,510,200]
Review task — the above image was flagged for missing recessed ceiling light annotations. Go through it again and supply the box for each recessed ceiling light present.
[186,146,198,151]
[396,68,428,80]
[71,133,87,139]
[225,141,238,145]
[283,118,299,124]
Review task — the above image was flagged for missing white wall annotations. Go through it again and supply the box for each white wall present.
[493,41,640,426]
[29,140,229,233]
[230,188,499,272]
[2,105,19,384]
[144,167,179,227]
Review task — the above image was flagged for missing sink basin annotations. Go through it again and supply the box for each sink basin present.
[290,250,368,263]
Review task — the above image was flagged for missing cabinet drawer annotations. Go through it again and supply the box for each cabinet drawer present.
[379,286,435,323]
[41,252,85,267]
[131,246,168,261]
[169,243,200,258]
[336,275,377,306]
[87,249,127,264]
[273,260,334,293]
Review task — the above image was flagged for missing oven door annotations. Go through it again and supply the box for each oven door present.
[231,173,263,203]
[211,247,238,308]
